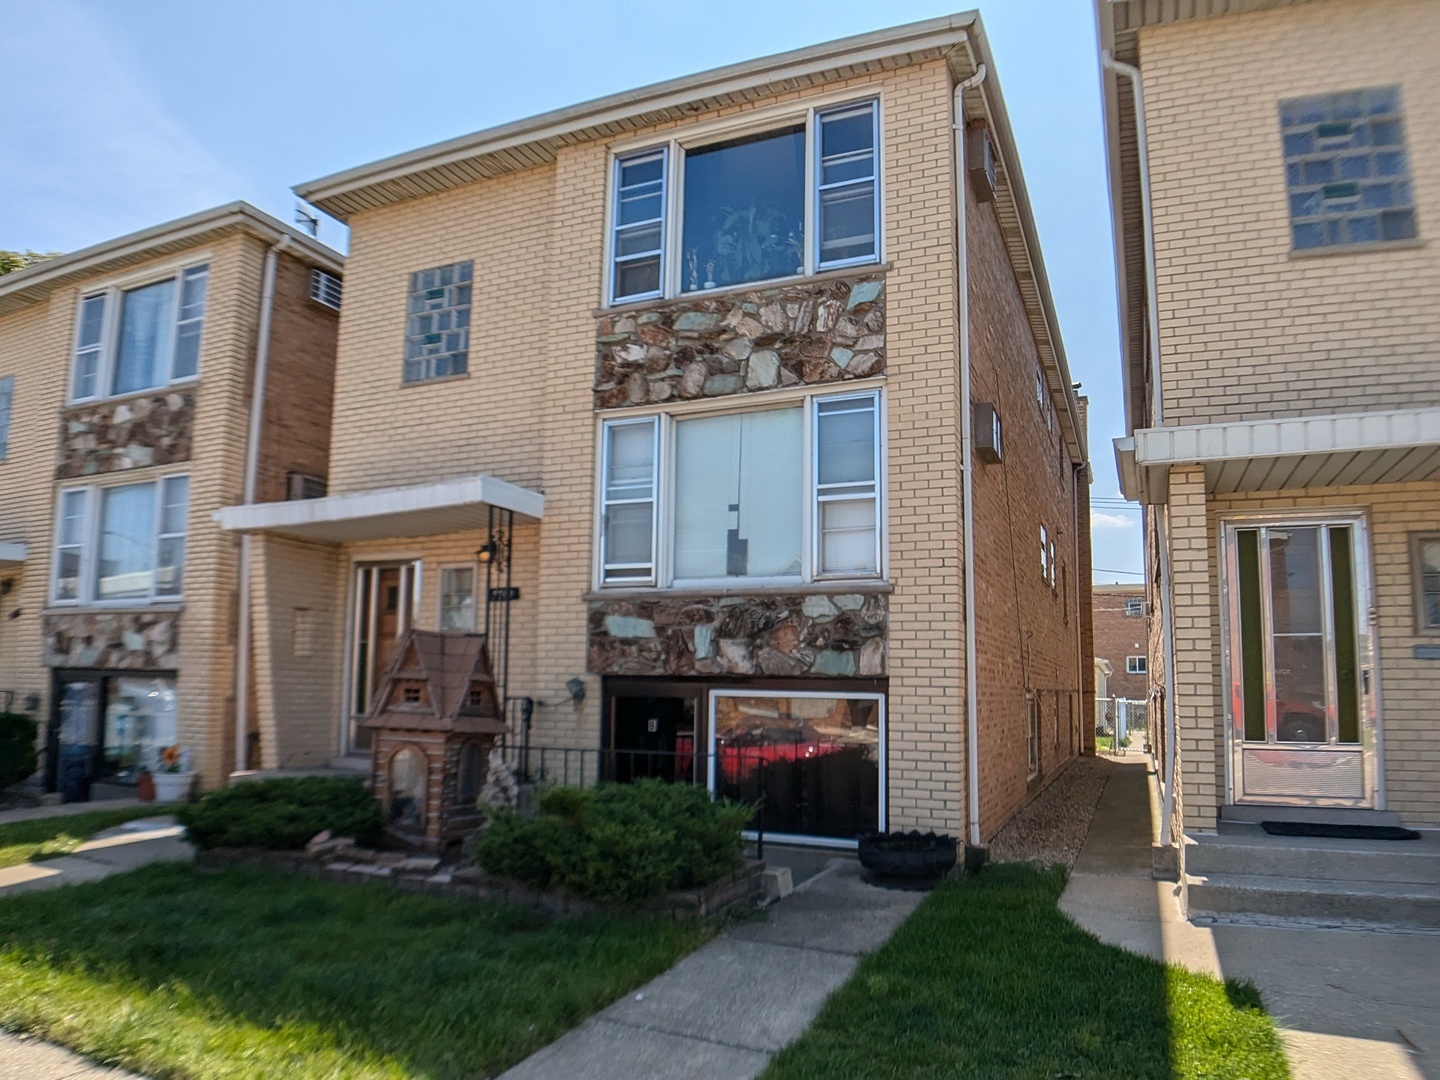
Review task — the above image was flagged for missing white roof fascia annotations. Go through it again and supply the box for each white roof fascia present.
[214,475,545,537]
[1134,407,1440,467]
[0,541,28,563]
[0,202,343,309]
[294,13,978,213]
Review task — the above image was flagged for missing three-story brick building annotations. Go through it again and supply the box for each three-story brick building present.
[219,14,1093,849]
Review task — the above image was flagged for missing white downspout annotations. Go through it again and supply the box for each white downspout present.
[955,62,987,851]
[233,235,290,776]
[1103,51,1178,848]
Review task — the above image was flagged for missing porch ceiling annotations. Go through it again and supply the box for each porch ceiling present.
[1116,406,1440,503]
[0,541,27,564]
[213,475,544,543]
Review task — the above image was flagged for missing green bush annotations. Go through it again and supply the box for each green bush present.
[178,776,382,851]
[472,779,753,905]
[0,713,38,789]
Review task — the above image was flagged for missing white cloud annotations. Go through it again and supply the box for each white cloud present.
[1091,511,1138,530]
[0,1,239,252]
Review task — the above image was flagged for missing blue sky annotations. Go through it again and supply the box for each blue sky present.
[0,0,1143,584]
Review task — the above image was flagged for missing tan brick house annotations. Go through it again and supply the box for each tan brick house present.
[0,203,342,797]
[1100,0,1440,859]
[220,14,1093,849]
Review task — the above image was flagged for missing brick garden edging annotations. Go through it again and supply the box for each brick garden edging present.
[195,842,764,921]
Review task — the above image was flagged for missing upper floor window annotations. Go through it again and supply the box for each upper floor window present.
[1124,597,1144,617]
[53,475,189,604]
[1126,655,1147,676]
[598,389,883,587]
[310,268,343,310]
[404,261,471,383]
[72,265,208,402]
[609,99,880,304]
[1280,87,1417,251]
[0,376,12,461]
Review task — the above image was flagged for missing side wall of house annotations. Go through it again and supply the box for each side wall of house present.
[1141,0,1440,425]
[255,251,341,504]
[966,169,1088,839]
[1093,588,1149,700]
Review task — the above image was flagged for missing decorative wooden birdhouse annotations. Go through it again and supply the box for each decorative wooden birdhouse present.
[363,629,506,851]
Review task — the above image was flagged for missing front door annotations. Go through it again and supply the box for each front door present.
[348,562,418,753]
[606,694,699,784]
[1222,514,1379,807]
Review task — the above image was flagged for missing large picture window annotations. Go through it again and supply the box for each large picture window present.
[609,99,880,304]
[52,476,189,604]
[71,265,208,402]
[598,390,882,587]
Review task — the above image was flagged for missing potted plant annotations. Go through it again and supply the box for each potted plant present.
[151,745,194,803]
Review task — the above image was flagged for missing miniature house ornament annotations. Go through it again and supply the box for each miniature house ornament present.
[363,629,506,850]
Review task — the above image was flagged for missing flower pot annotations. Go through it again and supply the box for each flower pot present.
[152,771,194,804]
[856,830,957,889]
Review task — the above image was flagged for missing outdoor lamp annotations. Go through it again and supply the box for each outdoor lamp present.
[566,677,586,704]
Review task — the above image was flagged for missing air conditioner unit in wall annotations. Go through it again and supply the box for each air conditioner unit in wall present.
[286,472,328,500]
[967,124,997,204]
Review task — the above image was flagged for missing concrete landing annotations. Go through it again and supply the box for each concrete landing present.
[1060,762,1440,1080]
[498,858,923,1080]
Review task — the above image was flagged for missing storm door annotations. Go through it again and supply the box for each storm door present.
[1222,516,1379,807]
[347,561,419,753]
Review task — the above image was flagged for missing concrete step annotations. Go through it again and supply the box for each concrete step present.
[1187,829,1440,885]
[1220,804,1402,827]
[1185,872,1440,929]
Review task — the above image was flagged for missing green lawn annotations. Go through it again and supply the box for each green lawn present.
[0,806,176,868]
[0,862,712,1079]
[763,865,1290,1080]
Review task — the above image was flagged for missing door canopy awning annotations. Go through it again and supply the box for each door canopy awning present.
[1116,406,1440,505]
[214,474,544,543]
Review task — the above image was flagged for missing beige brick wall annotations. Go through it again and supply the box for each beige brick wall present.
[1168,478,1440,828]
[1141,0,1440,425]
[314,58,1084,836]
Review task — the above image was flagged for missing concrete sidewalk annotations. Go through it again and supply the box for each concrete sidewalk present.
[0,817,191,898]
[499,857,923,1080]
[1060,762,1439,1080]
[0,1032,138,1079]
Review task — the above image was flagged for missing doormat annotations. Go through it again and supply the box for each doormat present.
[1260,821,1421,841]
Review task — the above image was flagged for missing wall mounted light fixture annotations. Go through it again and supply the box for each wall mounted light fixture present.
[565,677,586,705]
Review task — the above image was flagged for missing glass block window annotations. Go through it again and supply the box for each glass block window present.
[1280,87,1417,250]
[404,261,472,382]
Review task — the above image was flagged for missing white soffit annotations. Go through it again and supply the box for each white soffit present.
[1124,407,1440,501]
[214,475,544,543]
[0,541,28,564]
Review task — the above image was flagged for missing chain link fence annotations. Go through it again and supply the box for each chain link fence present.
[1095,697,1149,754]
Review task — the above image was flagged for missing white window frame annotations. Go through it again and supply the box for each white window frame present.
[69,259,210,404]
[596,388,886,590]
[50,474,190,606]
[0,375,12,461]
[1124,597,1145,617]
[1126,655,1147,675]
[605,95,884,306]
[437,562,478,632]
[310,268,343,310]
[1026,693,1040,779]
[707,687,886,850]
[812,390,883,581]
[1040,524,1051,585]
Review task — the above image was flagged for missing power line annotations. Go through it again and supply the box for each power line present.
[1093,567,1144,576]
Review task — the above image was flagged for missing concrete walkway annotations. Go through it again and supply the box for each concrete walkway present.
[0,816,191,898]
[1060,761,1440,1080]
[499,857,923,1080]
[0,1032,137,1079]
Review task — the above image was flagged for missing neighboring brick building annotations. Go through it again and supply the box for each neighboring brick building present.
[1091,584,1147,700]
[220,14,1093,849]
[1100,0,1440,849]
[0,204,341,794]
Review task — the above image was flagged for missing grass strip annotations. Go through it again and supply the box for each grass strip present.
[0,862,712,1079]
[763,864,1290,1080]
[0,806,176,868]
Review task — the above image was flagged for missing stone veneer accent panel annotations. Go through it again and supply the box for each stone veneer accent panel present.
[587,592,886,678]
[594,274,885,408]
[57,390,195,479]
[43,609,181,669]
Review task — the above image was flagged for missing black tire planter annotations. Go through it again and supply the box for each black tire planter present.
[856,830,958,890]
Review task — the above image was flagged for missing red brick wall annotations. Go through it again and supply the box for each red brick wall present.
[965,157,1090,841]
[255,252,340,504]
[1092,586,1149,699]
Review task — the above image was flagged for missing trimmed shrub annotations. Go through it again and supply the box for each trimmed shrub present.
[472,779,753,905]
[178,776,382,851]
[0,713,38,789]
